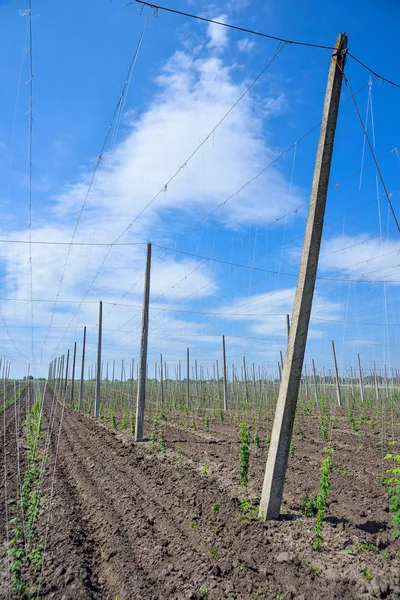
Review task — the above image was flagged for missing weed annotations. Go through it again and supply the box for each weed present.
[360,567,372,580]
[212,503,221,514]
[202,464,209,478]
[296,424,306,439]
[199,585,208,598]
[191,418,197,431]
[253,432,260,448]
[189,520,199,531]
[312,447,333,551]
[209,546,219,560]
[235,497,260,520]
[311,564,322,577]
[348,542,378,555]
[337,466,357,478]
[383,453,400,540]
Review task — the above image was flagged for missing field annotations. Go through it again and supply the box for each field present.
[1,377,400,599]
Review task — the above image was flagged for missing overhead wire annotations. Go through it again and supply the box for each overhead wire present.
[129,0,400,89]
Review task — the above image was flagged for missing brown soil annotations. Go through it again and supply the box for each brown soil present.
[1,388,400,599]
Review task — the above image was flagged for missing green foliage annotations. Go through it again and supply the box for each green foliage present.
[238,422,251,489]
[111,408,117,429]
[312,447,333,551]
[300,495,317,517]
[235,497,260,520]
[202,464,209,478]
[310,564,322,577]
[209,546,219,560]
[212,502,221,514]
[253,432,260,448]
[199,585,208,598]
[319,414,329,441]
[296,424,305,439]
[121,411,127,430]
[360,567,372,580]
[348,407,357,432]
[383,453,400,540]
[7,521,25,596]
[8,394,44,595]
[347,541,378,555]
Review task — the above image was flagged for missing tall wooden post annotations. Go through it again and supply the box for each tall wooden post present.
[79,326,86,410]
[186,347,190,405]
[312,358,319,406]
[243,356,249,402]
[160,353,164,404]
[332,340,341,406]
[95,301,103,418]
[70,341,77,405]
[135,243,152,441]
[222,335,228,411]
[64,349,70,397]
[259,33,348,521]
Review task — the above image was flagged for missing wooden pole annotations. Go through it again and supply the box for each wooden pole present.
[79,326,86,410]
[95,301,103,418]
[160,353,164,405]
[186,348,190,406]
[64,349,70,397]
[70,341,77,405]
[222,335,228,411]
[135,243,152,441]
[332,340,341,406]
[259,33,348,520]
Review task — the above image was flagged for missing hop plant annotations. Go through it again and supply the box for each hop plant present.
[238,422,251,489]
[383,453,400,540]
[312,447,333,551]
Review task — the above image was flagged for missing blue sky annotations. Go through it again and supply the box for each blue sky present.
[0,0,399,379]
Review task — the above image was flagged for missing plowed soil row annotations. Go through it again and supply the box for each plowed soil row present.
[2,388,400,599]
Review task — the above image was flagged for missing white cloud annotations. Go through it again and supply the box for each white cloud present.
[320,234,400,283]
[0,27,304,372]
[237,38,255,53]
[215,287,343,339]
[206,14,229,50]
